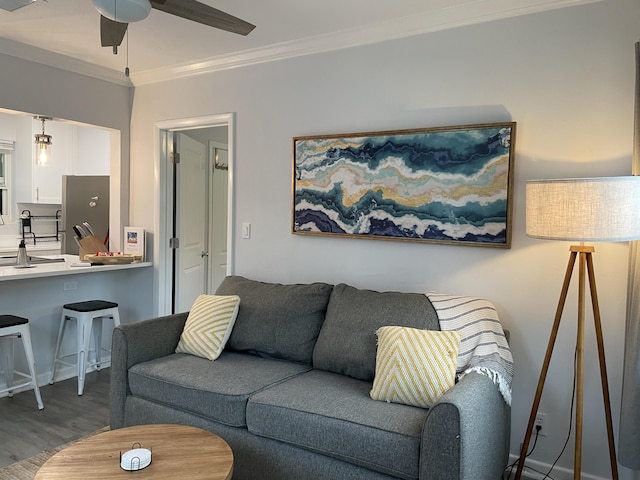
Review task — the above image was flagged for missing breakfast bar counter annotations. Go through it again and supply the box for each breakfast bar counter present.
[0,255,154,395]
[0,254,152,281]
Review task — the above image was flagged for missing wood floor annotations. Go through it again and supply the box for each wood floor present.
[0,369,110,468]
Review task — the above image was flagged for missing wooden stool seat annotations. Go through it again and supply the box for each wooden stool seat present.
[50,301,120,395]
[0,314,44,410]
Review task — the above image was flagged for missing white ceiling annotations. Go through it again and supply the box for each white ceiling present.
[0,0,600,87]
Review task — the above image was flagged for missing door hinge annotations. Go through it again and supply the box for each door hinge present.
[170,152,180,164]
[169,237,179,249]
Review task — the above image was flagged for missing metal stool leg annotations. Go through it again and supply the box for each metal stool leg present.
[92,317,104,369]
[77,314,93,396]
[50,311,68,384]
[91,308,119,370]
[19,327,44,410]
[0,336,14,396]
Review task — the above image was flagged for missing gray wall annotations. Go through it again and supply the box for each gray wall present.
[0,53,133,247]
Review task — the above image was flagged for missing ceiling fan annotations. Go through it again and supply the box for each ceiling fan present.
[92,0,255,50]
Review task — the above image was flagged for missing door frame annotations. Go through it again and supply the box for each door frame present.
[208,140,230,293]
[156,113,235,316]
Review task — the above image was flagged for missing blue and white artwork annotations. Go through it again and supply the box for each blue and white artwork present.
[293,123,516,247]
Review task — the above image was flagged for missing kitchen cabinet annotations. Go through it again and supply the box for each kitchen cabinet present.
[0,141,12,217]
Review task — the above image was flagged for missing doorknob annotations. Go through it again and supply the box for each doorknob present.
[201,251,209,257]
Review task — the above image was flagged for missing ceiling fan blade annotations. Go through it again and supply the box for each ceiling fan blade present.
[100,15,129,48]
[150,0,255,36]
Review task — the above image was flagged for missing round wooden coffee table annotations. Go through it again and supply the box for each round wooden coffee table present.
[34,424,233,479]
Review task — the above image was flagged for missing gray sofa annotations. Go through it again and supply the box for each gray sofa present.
[110,276,510,480]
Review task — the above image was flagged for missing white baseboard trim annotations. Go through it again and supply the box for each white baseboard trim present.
[0,358,111,399]
[507,453,611,480]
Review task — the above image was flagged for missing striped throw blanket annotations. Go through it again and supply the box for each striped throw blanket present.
[426,292,513,406]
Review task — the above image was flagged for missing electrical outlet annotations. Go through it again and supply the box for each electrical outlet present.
[535,412,547,436]
[63,281,77,291]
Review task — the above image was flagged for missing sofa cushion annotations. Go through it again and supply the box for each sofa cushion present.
[370,326,461,408]
[175,294,240,361]
[313,283,440,382]
[127,351,312,427]
[215,275,333,364]
[246,369,427,480]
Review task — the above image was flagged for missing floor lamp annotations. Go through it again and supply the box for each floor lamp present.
[514,176,640,480]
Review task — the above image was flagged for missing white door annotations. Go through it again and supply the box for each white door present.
[159,113,234,317]
[175,133,207,313]
[209,143,228,292]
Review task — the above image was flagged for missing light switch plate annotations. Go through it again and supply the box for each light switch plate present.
[242,223,251,239]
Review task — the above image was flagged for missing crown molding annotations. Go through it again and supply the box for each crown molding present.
[131,0,603,85]
[0,37,133,87]
[0,0,602,87]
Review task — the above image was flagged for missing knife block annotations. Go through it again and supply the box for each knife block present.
[78,235,107,260]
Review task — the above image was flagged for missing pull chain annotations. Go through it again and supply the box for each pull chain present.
[125,29,130,77]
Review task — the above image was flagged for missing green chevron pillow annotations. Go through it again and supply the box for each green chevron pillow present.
[176,294,241,361]
[370,326,461,408]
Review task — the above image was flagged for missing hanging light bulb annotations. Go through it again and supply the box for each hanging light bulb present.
[34,116,53,166]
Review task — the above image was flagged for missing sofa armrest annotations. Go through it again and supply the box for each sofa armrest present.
[420,372,510,480]
[109,313,188,429]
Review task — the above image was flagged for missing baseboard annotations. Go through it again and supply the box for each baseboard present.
[507,453,611,480]
[0,357,111,399]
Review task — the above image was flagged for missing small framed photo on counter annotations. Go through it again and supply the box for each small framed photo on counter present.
[124,227,145,261]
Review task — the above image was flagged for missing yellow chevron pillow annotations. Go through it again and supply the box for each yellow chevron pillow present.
[176,294,241,361]
[370,326,461,408]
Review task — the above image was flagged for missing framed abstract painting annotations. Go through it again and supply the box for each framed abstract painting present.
[292,122,516,248]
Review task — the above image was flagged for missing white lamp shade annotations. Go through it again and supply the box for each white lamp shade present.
[92,0,151,23]
[526,176,640,242]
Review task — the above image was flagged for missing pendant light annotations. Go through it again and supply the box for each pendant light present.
[34,116,52,166]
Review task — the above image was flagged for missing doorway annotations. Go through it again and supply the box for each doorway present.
[157,114,235,315]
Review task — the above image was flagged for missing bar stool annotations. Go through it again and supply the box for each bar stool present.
[0,315,44,410]
[50,300,120,395]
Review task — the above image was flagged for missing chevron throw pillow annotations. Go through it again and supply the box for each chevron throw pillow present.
[370,326,461,408]
[176,294,241,361]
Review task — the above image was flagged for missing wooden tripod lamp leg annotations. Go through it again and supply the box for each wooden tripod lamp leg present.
[514,251,577,480]
[585,252,619,480]
[574,250,587,479]
[515,246,619,480]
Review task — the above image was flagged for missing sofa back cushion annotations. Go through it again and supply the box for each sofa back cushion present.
[215,276,333,364]
[312,283,440,382]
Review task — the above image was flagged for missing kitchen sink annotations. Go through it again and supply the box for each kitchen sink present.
[0,255,66,267]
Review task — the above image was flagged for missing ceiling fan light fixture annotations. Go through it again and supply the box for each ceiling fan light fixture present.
[92,0,152,23]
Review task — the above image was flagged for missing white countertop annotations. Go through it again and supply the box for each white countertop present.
[0,254,152,281]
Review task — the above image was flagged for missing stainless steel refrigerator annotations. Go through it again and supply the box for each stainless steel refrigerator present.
[61,175,109,255]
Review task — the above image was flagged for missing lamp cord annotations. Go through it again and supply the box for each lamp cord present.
[503,426,551,479]
[540,347,577,479]
[504,345,578,480]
